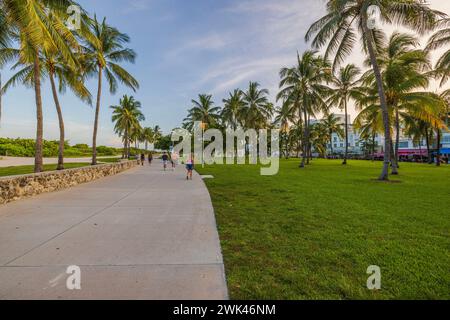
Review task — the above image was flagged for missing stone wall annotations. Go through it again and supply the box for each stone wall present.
[0,160,138,205]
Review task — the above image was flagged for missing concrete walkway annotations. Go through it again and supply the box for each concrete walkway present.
[0,163,228,299]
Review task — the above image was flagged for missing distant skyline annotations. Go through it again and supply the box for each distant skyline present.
[1,0,449,147]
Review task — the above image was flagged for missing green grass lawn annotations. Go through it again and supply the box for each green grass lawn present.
[196,159,450,300]
[0,163,89,177]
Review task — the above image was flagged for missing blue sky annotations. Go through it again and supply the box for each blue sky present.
[1,0,449,146]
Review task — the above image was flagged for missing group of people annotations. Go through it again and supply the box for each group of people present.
[138,151,195,180]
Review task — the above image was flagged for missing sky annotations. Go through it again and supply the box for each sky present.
[1,0,449,147]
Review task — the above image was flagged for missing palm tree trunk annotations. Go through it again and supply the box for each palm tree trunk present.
[343,100,348,165]
[33,52,44,173]
[372,133,376,161]
[49,71,65,170]
[307,113,311,164]
[426,127,431,164]
[363,15,391,181]
[391,108,400,174]
[436,128,441,167]
[390,139,398,174]
[91,66,103,166]
[300,107,308,168]
[330,129,333,156]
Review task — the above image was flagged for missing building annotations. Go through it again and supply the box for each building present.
[320,114,450,158]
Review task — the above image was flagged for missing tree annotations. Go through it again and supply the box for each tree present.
[306,0,445,180]
[142,127,155,150]
[221,89,245,130]
[427,18,450,87]
[322,113,344,155]
[278,51,331,168]
[360,32,444,173]
[83,16,139,165]
[274,100,296,158]
[2,46,92,170]
[111,95,144,159]
[2,0,83,172]
[328,64,362,164]
[240,82,273,130]
[183,94,220,130]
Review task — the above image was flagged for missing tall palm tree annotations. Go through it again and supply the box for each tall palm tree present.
[322,113,344,155]
[111,95,144,159]
[2,0,83,172]
[0,9,10,126]
[361,32,444,173]
[183,94,221,130]
[328,64,362,164]
[2,46,92,170]
[153,125,162,143]
[278,51,331,168]
[221,89,245,130]
[306,0,445,180]
[83,16,139,165]
[240,82,273,130]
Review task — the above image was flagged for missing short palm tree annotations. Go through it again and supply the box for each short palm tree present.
[322,113,344,155]
[111,95,144,159]
[221,89,245,130]
[274,100,296,158]
[142,127,155,151]
[328,64,362,164]
[184,94,221,130]
[83,16,139,165]
[240,82,273,130]
[306,0,445,180]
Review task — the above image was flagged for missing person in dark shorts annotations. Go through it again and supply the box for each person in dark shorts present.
[140,153,145,166]
[161,152,169,171]
[185,153,194,180]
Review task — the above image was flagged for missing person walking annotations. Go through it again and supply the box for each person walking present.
[186,153,194,180]
[171,151,179,171]
[140,153,145,166]
[148,152,153,165]
[161,152,169,171]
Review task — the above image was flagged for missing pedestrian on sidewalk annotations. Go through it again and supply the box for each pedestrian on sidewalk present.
[186,153,194,180]
[162,152,169,171]
[140,153,145,166]
[171,151,179,171]
[148,152,153,165]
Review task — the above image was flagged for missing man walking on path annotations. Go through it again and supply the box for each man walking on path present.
[148,152,153,165]
[140,153,145,166]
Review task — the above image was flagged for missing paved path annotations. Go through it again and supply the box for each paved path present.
[0,164,228,299]
[0,156,120,167]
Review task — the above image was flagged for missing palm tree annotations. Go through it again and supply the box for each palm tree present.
[322,113,344,156]
[427,18,450,86]
[274,100,296,158]
[361,32,444,173]
[221,89,245,130]
[153,125,162,143]
[83,16,139,165]
[328,64,362,164]
[277,51,331,168]
[240,82,273,130]
[310,122,330,158]
[2,0,83,172]
[306,0,445,180]
[184,94,221,130]
[0,9,10,126]
[2,46,92,170]
[111,95,144,159]
[142,127,155,151]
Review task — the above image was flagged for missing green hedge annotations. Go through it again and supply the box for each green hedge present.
[0,138,121,157]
